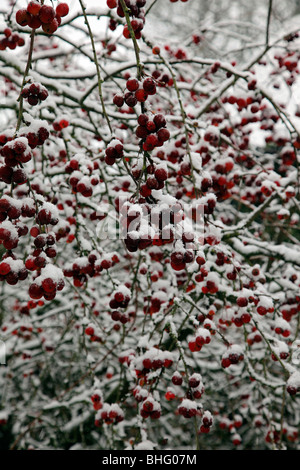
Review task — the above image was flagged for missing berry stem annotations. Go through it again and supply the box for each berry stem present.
[15,29,36,134]
[78,0,113,135]
[252,319,289,375]
[266,0,273,47]
[145,0,159,16]
[118,0,143,80]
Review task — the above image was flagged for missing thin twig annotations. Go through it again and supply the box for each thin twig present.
[78,0,113,134]
[266,0,273,47]
[118,0,143,80]
[15,29,36,134]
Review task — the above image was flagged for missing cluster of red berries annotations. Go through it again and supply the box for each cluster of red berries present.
[91,390,103,410]
[28,277,65,300]
[0,164,27,185]
[177,399,199,419]
[63,254,102,287]
[256,303,275,316]
[8,324,34,339]
[271,348,289,362]
[141,162,169,195]
[1,137,32,167]
[132,385,149,402]
[136,112,170,152]
[21,82,48,106]
[104,139,124,166]
[29,264,65,301]
[246,328,262,346]
[264,425,299,445]
[274,321,291,338]
[21,123,50,150]
[29,256,65,300]
[0,125,49,182]
[113,77,157,109]
[221,345,244,368]
[188,327,212,352]
[118,349,135,366]
[36,203,59,226]
[0,255,28,285]
[281,296,300,322]
[0,220,21,250]
[122,201,189,253]
[16,2,69,35]
[140,396,161,420]
[170,249,194,272]
[107,0,146,40]
[95,403,124,426]
[111,310,130,324]
[143,292,167,315]
[219,415,243,432]
[0,198,35,225]
[0,28,25,50]
[194,265,209,284]
[233,311,251,327]
[52,118,69,132]
[25,231,57,273]
[199,410,213,434]
[188,373,205,399]
[66,154,100,197]
[134,348,173,378]
[84,324,102,343]
[109,285,131,309]
[0,196,27,222]
[119,206,150,253]
[201,276,219,294]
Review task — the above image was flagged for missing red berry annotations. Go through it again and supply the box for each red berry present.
[154,168,168,181]
[113,94,124,107]
[287,386,298,396]
[39,5,55,24]
[157,128,170,143]
[126,78,139,92]
[237,297,248,307]
[140,184,152,197]
[28,15,42,29]
[0,262,11,275]
[138,114,149,126]
[172,373,183,385]
[27,1,41,16]
[257,306,267,315]
[153,114,166,129]
[42,18,59,34]
[42,278,57,293]
[29,283,43,300]
[135,89,148,102]
[107,0,117,8]
[16,9,31,27]
[56,3,69,18]
[165,391,175,401]
[143,77,156,95]
[189,375,201,388]
[85,326,94,336]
